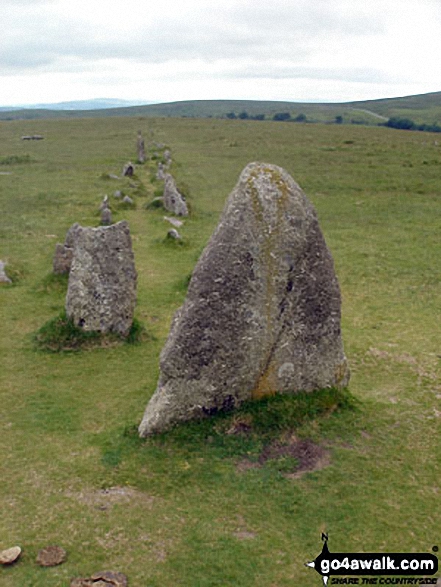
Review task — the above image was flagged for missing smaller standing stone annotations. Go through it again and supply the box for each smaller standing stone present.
[122,162,134,177]
[53,223,81,275]
[167,228,181,240]
[66,221,137,337]
[114,190,123,199]
[122,195,134,205]
[101,207,112,226]
[53,244,74,274]
[163,174,188,216]
[137,131,145,164]
[0,260,12,284]
[36,545,67,567]
[0,546,21,565]
[99,195,109,212]
[156,162,165,181]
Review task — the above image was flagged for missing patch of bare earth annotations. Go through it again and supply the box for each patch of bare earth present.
[66,486,155,511]
[237,435,330,478]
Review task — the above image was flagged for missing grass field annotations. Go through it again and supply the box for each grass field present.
[0,116,440,586]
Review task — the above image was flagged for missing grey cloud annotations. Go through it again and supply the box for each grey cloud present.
[0,0,384,74]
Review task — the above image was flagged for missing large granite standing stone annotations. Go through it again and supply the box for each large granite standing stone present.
[163,174,188,216]
[66,221,137,337]
[139,162,349,436]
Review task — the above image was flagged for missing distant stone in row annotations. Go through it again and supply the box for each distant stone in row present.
[163,174,188,216]
[137,131,146,164]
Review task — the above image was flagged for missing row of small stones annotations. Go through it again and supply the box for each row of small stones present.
[100,146,182,240]
[0,546,128,586]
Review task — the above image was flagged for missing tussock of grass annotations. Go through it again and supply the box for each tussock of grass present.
[145,196,164,210]
[37,272,69,293]
[149,387,357,459]
[0,261,26,284]
[0,154,33,165]
[33,311,147,352]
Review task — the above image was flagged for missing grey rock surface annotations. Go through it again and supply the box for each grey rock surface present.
[66,221,137,337]
[0,260,12,284]
[163,174,188,217]
[167,228,181,240]
[53,223,81,274]
[139,162,349,436]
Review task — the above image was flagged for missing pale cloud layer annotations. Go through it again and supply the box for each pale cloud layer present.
[1,0,440,105]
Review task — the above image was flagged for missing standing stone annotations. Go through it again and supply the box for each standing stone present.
[53,223,81,275]
[137,131,146,163]
[122,195,134,206]
[156,162,165,181]
[122,162,134,177]
[139,162,349,436]
[99,195,109,212]
[0,260,12,284]
[66,221,137,337]
[167,228,181,240]
[101,207,112,226]
[163,174,188,217]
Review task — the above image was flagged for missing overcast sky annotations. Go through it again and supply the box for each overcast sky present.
[1,0,441,106]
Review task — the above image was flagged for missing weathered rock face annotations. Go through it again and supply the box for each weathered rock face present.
[163,174,188,216]
[53,223,81,275]
[139,162,349,436]
[66,221,137,337]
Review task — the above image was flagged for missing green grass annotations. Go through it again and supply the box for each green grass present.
[0,116,439,586]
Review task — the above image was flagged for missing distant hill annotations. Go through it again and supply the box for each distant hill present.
[0,98,150,113]
[1,92,440,126]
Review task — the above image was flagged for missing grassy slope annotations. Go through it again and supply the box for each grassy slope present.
[1,91,441,125]
[0,117,440,586]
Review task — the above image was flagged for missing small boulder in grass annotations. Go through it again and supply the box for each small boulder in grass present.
[91,570,128,586]
[0,260,12,284]
[70,570,128,587]
[0,546,21,565]
[167,229,181,240]
[36,545,67,567]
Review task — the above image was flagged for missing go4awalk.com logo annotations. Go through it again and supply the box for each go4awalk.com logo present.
[305,534,439,585]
